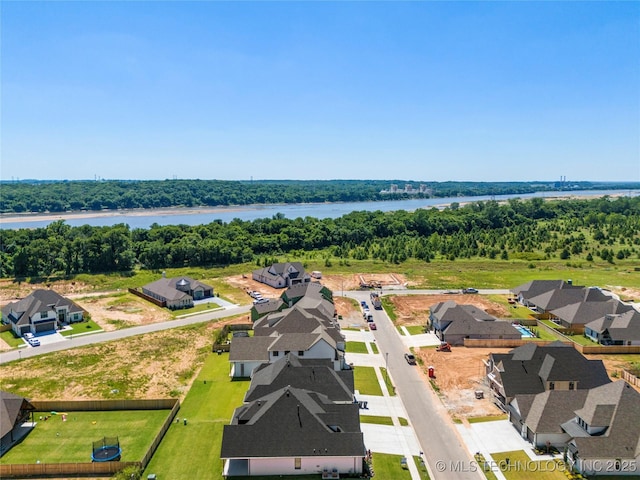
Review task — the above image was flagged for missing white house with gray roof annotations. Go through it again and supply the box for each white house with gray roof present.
[1,289,85,337]
[252,262,311,289]
[584,310,640,346]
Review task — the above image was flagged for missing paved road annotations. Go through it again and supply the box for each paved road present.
[346,290,483,480]
[0,305,252,365]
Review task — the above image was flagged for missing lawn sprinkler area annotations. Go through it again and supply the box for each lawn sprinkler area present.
[1,410,170,464]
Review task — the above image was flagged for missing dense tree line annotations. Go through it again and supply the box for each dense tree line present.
[1,196,638,279]
[2,179,637,214]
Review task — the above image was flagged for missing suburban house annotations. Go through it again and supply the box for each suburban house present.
[566,381,640,477]
[429,301,521,345]
[252,262,311,289]
[1,289,85,337]
[508,380,640,477]
[485,342,610,409]
[244,354,355,404]
[251,298,285,321]
[1,391,35,455]
[253,305,344,351]
[525,287,608,318]
[221,386,365,478]
[229,336,274,378]
[141,276,213,310]
[584,310,640,346]
[549,297,633,332]
[511,280,582,308]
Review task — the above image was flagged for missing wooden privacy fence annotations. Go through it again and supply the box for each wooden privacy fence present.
[0,461,140,477]
[32,398,177,412]
[128,287,165,307]
[1,398,179,478]
[622,370,640,387]
[464,339,573,348]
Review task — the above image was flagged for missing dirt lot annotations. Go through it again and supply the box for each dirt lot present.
[414,346,511,418]
[74,293,172,331]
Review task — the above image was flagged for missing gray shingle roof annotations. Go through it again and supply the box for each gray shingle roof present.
[511,280,579,300]
[142,276,212,302]
[490,342,610,399]
[551,298,632,326]
[1,391,35,438]
[245,354,354,403]
[585,310,640,342]
[570,381,640,459]
[221,386,365,459]
[528,287,606,312]
[518,390,589,434]
[229,336,275,362]
[1,289,84,327]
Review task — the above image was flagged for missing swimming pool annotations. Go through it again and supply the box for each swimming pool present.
[513,324,535,338]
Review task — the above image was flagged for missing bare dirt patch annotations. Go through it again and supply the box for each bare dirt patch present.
[608,285,640,303]
[75,293,172,331]
[415,346,511,418]
[225,274,284,300]
[0,279,93,305]
[388,294,510,326]
[320,273,409,293]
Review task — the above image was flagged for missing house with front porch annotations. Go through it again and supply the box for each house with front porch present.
[1,289,85,337]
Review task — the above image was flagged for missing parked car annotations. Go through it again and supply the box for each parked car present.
[28,338,40,347]
[404,353,416,365]
[369,323,377,330]
[24,332,34,340]
[462,288,479,294]
[253,298,269,305]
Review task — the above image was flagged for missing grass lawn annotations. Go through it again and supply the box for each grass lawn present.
[413,454,431,479]
[143,352,249,480]
[399,417,409,426]
[372,453,413,480]
[405,325,426,335]
[467,414,508,423]
[360,415,394,426]
[171,301,222,318]
[370,342,379,354]
[381,297,398,322]
[565,333,600,346]
[527,326,562,342]
[1,410,170,463]
[486,295,535,319]
[490,451,567,480]
[354,366,383,396]
[380,367,396,396]
[0,330,26,348]
[59,319,103,336]
[346,341,369,354]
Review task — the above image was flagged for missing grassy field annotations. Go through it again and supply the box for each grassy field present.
[354,366,383,396]
[490,451,567,480]
[1,410,170,463]
[0,330,27,348]
[380,367,396,396]
[143,352,249,480]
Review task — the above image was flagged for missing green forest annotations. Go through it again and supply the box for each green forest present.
[1,179,638,213]
[1,196,638,278]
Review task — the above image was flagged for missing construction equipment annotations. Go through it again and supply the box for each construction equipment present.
[436,342,451,352]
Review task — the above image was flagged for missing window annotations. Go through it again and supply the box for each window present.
[273,351,279,357]
[569,382,575,390]
[298,351,304,356]
[549,382,555,390]
[294,458,301,470]
[41,311,49,319]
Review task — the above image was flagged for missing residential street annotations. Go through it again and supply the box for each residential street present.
[346,290,484,480]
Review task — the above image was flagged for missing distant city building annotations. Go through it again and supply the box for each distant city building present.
[380,183,432,195]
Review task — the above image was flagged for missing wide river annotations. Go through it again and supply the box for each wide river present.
[1,189,638,230]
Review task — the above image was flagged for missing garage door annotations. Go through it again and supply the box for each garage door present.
[35,321,55,333]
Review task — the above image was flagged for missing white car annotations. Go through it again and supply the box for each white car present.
[24,332,34,340]
[28,338,41,347]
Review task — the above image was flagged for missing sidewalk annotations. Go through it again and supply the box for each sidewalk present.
[348,328,426,480]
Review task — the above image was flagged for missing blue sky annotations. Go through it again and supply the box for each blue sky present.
[2,1,639,182]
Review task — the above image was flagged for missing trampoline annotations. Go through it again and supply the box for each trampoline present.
[91,437,122,462]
